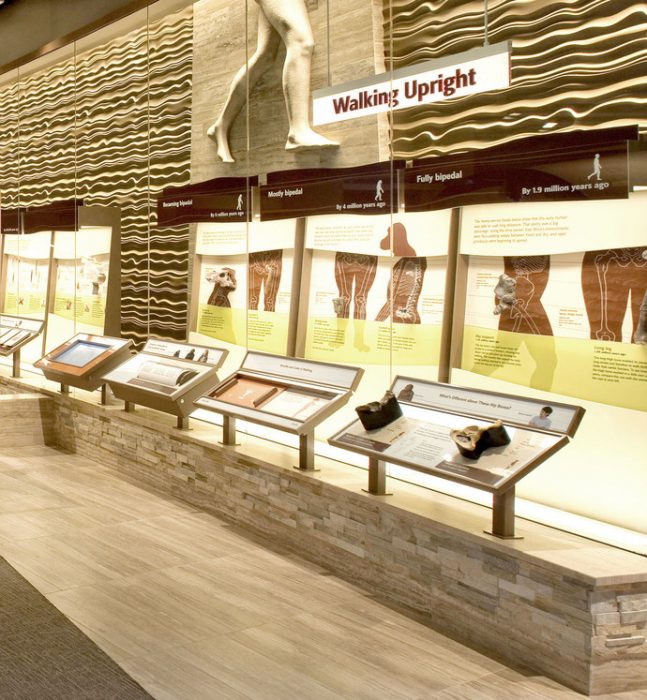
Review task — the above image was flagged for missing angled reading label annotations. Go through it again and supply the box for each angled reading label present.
[312,42,510,125]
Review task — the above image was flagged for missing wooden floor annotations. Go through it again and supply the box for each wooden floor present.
[0,445,645,700]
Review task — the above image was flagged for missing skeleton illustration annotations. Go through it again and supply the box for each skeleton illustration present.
[206,267,237,307]
[333,252,378,319]
[582,247,647,343]
[248,250,283,312]
[496,256,553,336]
[376,257,427,324]
[493,273,517,315]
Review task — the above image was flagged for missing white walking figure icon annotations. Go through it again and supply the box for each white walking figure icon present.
[207,0,338,163]
[587,153,602,181]
[236,194,243,211]
[375,179,384,202]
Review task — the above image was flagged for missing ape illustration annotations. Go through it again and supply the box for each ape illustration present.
[376,258,427,324]
[248,249,283,312]
[376,223,426,324]
[493,273,516,315]
[333,252,378,319]
[206,267,237,307]
[496,256,553,336]
[582,247,647,344]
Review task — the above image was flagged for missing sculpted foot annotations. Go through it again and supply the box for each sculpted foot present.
[285,129,339,152]
[207,121,235,163]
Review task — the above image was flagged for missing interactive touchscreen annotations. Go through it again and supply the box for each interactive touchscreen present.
[51,340,111,368]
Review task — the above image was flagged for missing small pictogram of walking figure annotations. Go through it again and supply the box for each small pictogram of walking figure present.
[375,179,384,202]
[587,153,602,181]
[236,193,243,211]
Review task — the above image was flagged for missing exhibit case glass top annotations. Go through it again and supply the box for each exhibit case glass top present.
[35,333,133,390]
[329,376,584,494]
[195,351,364,434]
[102,339,228,417]
[0,314,45,357]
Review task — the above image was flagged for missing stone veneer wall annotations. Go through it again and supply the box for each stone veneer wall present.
[0,393,56,446]
[1,376,645,696]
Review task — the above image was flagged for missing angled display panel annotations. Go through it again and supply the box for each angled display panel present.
[195,351,363,469]
[103,339,228,428]
[35,333,133,394]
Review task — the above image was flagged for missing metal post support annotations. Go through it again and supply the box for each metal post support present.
[364,457,392,495]
[12,349,20,378]
[176,416,190,430]
[220,415,238,446]
[487,486,522,539]
[124,401,135,413]
[60,383,70,394]
[100,384,109,405]
[295,432,317,471]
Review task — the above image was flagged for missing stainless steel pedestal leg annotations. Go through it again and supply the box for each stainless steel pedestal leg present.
[12,350,20,379]
[220,415,238,445]
[60,383,70,394]
[487,486,522,539]
[124,401,134,413]
[364,457,392,495]
[176,416,190,430]
[295,432,317,471]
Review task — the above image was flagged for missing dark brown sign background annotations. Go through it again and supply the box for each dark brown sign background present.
[157,176,258,226]
[405,126,635,212]
[260,161,405,221]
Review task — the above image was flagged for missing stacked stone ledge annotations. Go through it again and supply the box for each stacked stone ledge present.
[1,375,645,696]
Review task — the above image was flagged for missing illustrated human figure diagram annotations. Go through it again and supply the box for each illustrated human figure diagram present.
[489,247,647,346]
[375,223,427,324]
[248,249,283,312]
[493,256,554,336]
[332,223,427,353]
[582,246,647,345]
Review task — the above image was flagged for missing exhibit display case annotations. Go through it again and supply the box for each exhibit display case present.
[0,314,45,377]
[103,338,228,428]
[0,0,645,552]
[35,333,133,399]
[195,351,363,470]
[46,205,121,352]
[330,376,584,538]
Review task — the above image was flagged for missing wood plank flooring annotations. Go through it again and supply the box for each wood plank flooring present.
[0,445,645,700]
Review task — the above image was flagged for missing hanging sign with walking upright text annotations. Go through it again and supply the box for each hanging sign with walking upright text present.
[312,42,510,125]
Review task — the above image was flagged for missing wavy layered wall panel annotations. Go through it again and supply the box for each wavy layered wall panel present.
[384,1,647,158]
[0,7,193,344]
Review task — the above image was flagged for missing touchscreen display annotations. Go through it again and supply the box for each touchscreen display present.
[52,340,110,368]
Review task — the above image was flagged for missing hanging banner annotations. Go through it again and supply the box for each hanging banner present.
[23,199,82,234]
[312,42,510,125]
[404,127,635,212]
[0,208,21,234]
[260,161,404,221]
[157,176,258,226]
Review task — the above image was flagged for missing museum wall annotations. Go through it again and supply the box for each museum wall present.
[0,0,646,541]
[0,5,193,343]
[386,0,647,157]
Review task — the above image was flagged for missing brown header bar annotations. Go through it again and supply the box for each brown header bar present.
[405,128,635,212]
[261,161,405,221]
[157,176,257,226]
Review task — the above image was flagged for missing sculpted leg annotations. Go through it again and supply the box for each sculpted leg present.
[208,10,280,163]
[260,0,338,151]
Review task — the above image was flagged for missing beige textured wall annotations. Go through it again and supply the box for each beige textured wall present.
[191,0,389,181]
